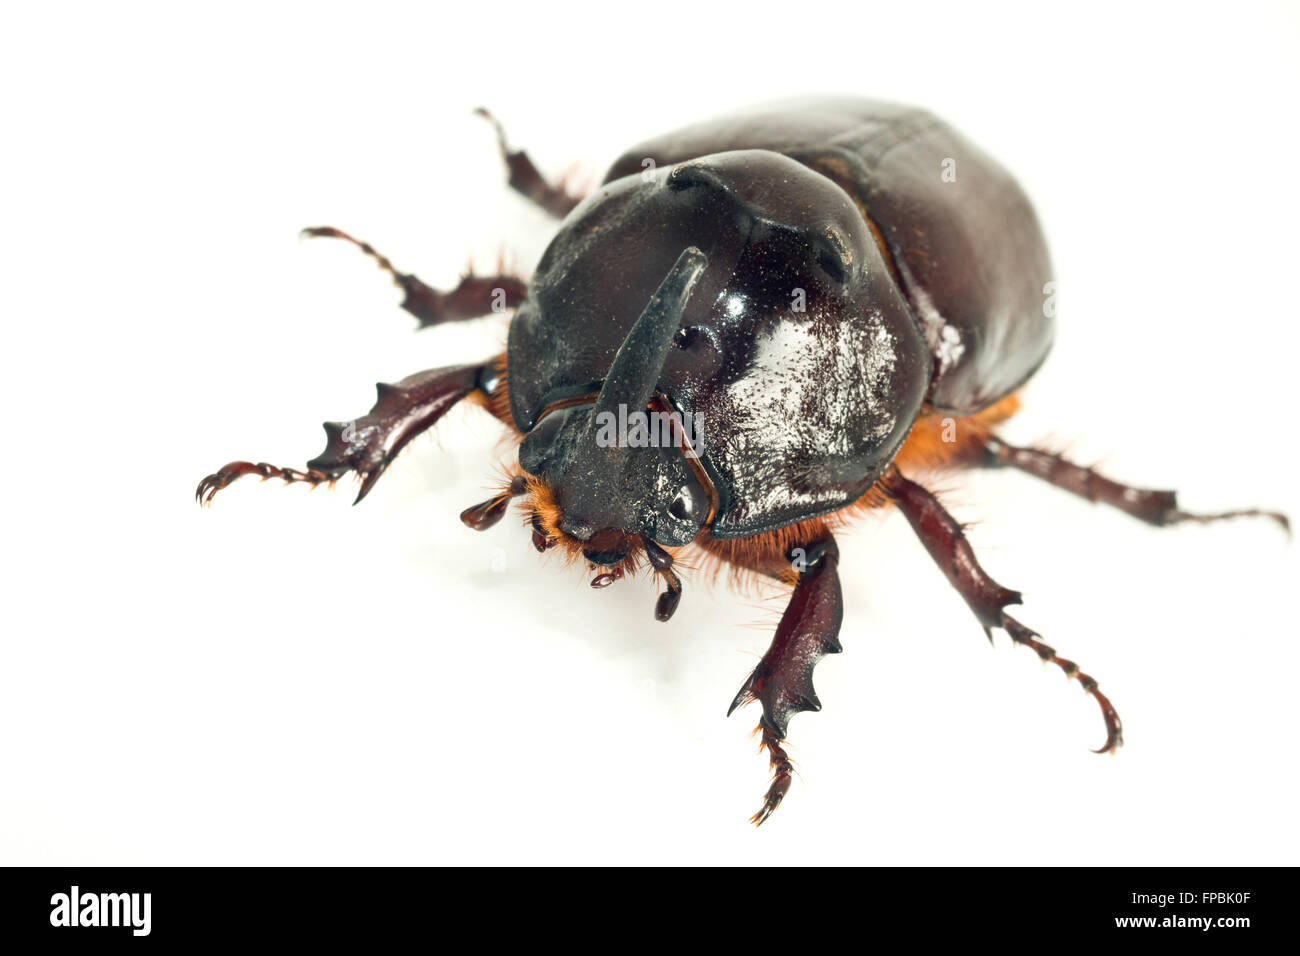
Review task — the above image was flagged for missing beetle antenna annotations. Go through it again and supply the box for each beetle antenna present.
[643,538,682,622]
[654,571,682,622]
[459,474,528,531]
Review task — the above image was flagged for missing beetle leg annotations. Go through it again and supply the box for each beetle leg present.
[980,437,1289,533]
[474,107,586,219]
[301,226,527,327]
[883,468,1123,754]
[727,535,844,825]
[196,362,492,507]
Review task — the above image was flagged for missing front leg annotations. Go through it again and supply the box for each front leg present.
[883,467,1123,754]
[196,362,494,507]
[728,535,844,825]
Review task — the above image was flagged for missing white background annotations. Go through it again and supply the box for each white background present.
[2,1,1297,865]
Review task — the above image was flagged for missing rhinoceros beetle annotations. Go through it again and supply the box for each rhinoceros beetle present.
[197,98,1287,824]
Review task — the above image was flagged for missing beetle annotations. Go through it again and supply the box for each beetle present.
[196,98,1287,824]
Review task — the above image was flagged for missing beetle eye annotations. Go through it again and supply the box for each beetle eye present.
[816,247,847,284]
[669,484,701,522]
[813,229,851,285]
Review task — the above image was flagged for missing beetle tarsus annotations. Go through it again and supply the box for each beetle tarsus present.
[474,107,586,218]
[1164,507,1290,537]
[885,468,1124,755]
[982,438,1289,534]
[301,225,527,327]
[1001,611,1123,754]
[194,461,333,506]
[750,723,795,826]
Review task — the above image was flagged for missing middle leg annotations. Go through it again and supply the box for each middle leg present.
[979,436,1288,532]
[882,467,1123,754]
[301,226,527,328]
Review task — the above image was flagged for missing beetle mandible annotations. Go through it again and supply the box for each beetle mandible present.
[196,98,1287,824]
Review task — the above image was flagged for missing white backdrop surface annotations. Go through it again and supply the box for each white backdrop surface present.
[1,1,1297,865]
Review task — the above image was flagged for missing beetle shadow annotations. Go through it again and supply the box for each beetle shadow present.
[408,507,782,723]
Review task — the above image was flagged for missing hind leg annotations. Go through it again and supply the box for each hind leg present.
[196,361,501,507]
[301,226,527,327]
[979,437,1288,531]
[475,107,586,218]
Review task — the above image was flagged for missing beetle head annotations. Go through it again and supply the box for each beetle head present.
[519,247,711,567]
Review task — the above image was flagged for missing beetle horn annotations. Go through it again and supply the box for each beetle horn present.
[592,246,708,420]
